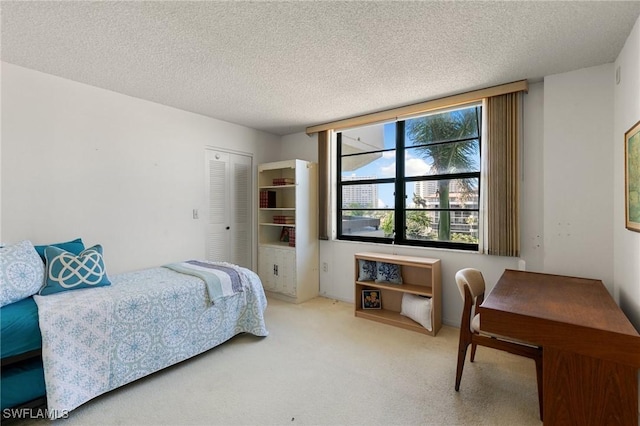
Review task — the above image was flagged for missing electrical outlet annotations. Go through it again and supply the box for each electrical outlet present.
[192,209,199,219]
[322,262,328,272]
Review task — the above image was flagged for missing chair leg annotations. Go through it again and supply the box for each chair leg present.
[534,355,543,421]
[455,342,469,391]
[470,342,477,362]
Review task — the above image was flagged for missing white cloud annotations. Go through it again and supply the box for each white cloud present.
[378,199,387,208]
[379,162,395,177]
[405,156,430,177]
[377,150,430,179]
[382,151,396,159]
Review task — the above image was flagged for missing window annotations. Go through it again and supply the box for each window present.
[337,104,481,251]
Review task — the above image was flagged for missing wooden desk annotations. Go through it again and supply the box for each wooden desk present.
[479,269,640,425]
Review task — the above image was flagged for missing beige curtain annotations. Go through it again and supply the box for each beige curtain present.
[317,130,330,240]
[485,92,522,257]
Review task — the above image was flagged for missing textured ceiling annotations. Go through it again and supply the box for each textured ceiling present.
[2,1,640,136]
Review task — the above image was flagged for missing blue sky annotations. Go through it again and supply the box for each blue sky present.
[342,123,432,208]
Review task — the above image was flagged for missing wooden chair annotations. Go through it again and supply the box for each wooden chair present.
[454,268,543,420]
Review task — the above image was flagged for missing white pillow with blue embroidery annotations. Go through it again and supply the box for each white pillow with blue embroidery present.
[375,262,403,284]
[40,244,111,295]
[0,240,45,307]
[358,260,377,281]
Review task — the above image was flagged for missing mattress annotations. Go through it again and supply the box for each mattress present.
[1,297,42,359]
[1,358,46,410]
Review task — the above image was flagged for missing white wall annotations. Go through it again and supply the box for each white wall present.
[614,15,640,330]
[520,82,545,273]
[542,64,615,289]
[280,132,317,162]
[1,63,282,274]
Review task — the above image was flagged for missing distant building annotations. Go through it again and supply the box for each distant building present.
[342,176,378,208]
[415,180,466,198]
[414,180,479,238]
[414,180,438,198]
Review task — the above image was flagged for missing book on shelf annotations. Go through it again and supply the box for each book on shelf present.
[260,190,276,208]
[273,215,295,224]
[279,226,296,246]
[279,226,291,242]
[288,227,296,247]
[272,178,295,186]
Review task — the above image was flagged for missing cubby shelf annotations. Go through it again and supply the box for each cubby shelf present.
[354,252,442,336]
[355,280,433,297]
[259,242,295,249]
[259,184,296,189]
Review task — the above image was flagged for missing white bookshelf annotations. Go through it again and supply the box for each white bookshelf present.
[257,160,318,303]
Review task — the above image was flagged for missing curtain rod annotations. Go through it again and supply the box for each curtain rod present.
[306,80,528,135]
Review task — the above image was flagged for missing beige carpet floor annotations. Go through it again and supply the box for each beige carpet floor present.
[16,296,541,425]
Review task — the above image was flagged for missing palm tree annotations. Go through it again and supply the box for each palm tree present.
[405,193,432,239]
[406,107,480,241]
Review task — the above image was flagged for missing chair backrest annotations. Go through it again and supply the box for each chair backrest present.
[455,268,486,306]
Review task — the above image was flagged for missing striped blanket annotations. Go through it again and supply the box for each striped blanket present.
[163,260,245,304]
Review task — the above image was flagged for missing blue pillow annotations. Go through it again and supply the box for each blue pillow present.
[0,240,45,307]
[358,260,377,281]
[34,238,85,263]
[39,244,111,295]
[375,262,403,284]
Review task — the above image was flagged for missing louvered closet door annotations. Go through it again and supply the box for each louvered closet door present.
[205,149,252,268]
[230,154,251,267]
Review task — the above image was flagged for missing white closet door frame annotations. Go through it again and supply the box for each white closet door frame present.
[205,147,254,269]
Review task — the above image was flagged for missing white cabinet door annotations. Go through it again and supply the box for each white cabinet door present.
[258,247,276,292]
[271,248,287,295]
[258,246,296,296]
[206,149,252,268]
[278,249,296,297]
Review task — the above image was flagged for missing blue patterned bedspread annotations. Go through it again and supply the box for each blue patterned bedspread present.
[33,264,268,418]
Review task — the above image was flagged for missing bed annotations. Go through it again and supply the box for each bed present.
[0,239,268,420]
[1,297,46,412]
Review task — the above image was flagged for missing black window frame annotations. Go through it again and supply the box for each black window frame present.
[336,106,481,251]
